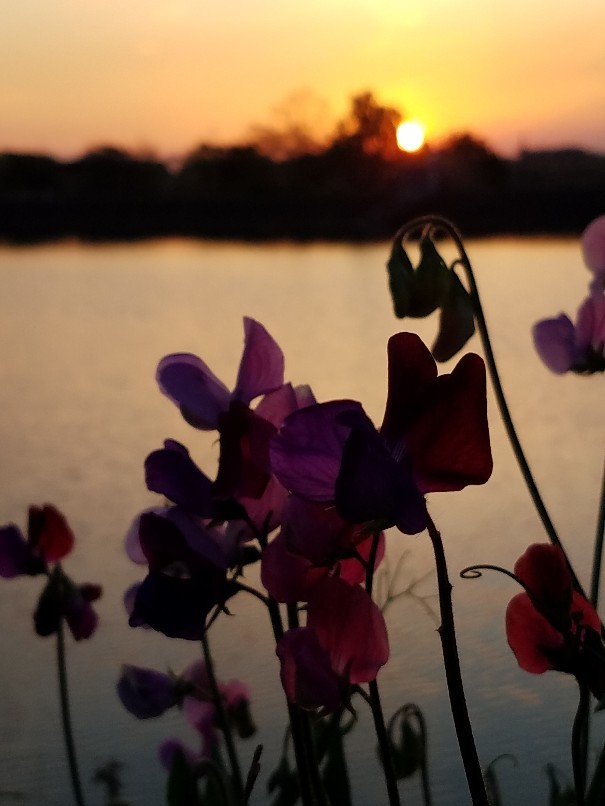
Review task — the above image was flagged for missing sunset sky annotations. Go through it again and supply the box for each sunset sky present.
[2,0,605,160]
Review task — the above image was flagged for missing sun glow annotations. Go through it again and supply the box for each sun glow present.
[396,120,426,153]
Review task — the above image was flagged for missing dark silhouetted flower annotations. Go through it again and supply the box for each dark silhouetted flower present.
[506,544,605,698]
[0,505,101,640]
[387,232,476,361]
[271,332,492,535]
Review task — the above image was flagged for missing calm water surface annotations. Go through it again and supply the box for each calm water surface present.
[0,237,602,805]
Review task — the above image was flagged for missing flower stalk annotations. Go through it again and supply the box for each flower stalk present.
[425,512,489,806]
[56,620,86,806]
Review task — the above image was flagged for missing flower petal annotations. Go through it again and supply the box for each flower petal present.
[335,424,427,534]
[407,353,492,492]
[380,332,437,445]
[156,353,230,430]
[307,576,389,684]
[276,627,343,711]
[28,505,75,564]
[145,441,213,517]
[0,524,33,577]
[117,665,178,719]
[233,317,285,405]
[506,591,563,674]
[270,400,362,501]
[582,214,605,275]
[532,314,576,374]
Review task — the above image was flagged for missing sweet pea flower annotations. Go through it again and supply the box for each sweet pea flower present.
[127,510,238,640]
[0,505,101,640]
[157,316,284,431]
[533,215,605,374]
[271,332,492,535]
[506,544,605,698]
[533,294,605,374]
[276,576,389,711]
[0,504,74,577]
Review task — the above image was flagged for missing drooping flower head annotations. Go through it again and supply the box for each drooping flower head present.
[271,332,492,534]
[506,544,605,698]
[582,214,605,293]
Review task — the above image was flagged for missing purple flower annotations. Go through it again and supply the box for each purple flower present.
[117,665,178,718]
[127,509,238,639]
[533,294,605,374]
[271,332,492,535]
[157,317,285,431]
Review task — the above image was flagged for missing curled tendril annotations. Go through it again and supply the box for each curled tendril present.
[459,563,539,607]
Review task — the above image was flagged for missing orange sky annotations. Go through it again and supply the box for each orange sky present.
[2,0,605,159]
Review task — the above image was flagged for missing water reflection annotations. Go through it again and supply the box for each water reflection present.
[0,237,601,805]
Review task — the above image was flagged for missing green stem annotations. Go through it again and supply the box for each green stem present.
[201,632,244,800]
[425,512,489,806]
[590,456,605,609]
[56,621,86,806]
[572,682,590,806]
[366,533,401,806]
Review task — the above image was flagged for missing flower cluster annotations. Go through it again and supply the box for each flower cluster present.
[117,659,255,769]
[0,504,101,640]
[533,215,605,374]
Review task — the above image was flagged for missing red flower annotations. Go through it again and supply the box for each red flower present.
[506,544,605,697]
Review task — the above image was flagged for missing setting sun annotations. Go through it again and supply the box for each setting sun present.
[396,120,426,153]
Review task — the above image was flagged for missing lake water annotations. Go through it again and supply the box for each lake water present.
[0,236,603,806]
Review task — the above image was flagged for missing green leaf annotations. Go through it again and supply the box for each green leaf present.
[431,269,476,362]
[407,236,450,318]
[386,236,415,318]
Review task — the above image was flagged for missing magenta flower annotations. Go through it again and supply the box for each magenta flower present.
[533,294,605,374]
[506,544,605,698]
[0,505,101,640]
[276,576,389,711]
[271,332,492,535]
[117,665,179,719]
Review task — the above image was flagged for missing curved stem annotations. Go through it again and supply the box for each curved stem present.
[201,632,244,800]
[424,512,489,806]
[56,621,86,806]
[394,215,587,599]
[590,456,605,609]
